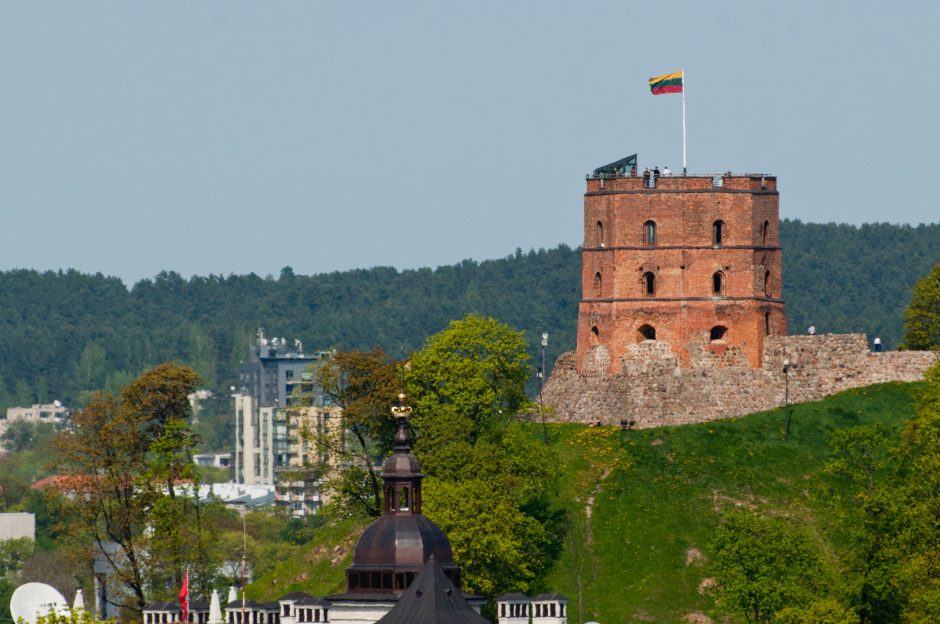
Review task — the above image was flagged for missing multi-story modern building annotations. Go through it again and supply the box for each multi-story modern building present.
[232,330,337,515]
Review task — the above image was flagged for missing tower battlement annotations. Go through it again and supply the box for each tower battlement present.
[585,173,776,193]
[577,171,786,372]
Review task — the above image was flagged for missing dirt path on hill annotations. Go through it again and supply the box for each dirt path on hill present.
[584,467,612,543]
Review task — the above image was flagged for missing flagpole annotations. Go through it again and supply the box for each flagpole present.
[241,515,246,624]
[682,68,687,176]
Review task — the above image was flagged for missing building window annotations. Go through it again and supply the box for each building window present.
[713,220,725,245]
[590,326,599,345]
[401,487,409,511]
[764,270,772,296]
[643,271,655,295]
[596,221,604,246]
[712,271,724,294]
[638,324,656,341]
[644,220,656,245]
[765,311,771,336]
[593,272,602,297]
[762,220,770,245]
[710,326,728,341]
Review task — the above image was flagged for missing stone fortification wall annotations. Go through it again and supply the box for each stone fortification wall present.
[542,334,938,428]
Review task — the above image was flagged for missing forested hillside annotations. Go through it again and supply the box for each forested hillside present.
[0,220,937,417]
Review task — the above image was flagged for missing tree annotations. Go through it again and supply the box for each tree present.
[316,348,401,517]
[407,315,531,447]
[823,423,900,622]
[404,316,562,596]
[0,420,55,454]
[902,261,940,350]
[888,362,940,622]
[0,538,34,623]
[422,477,549,596]
[35,608,111,624]
[710,512,825,624]
[52,362,203,618]
[772,598,859,624]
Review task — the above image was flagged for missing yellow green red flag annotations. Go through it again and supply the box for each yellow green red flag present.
[649,70,683,95]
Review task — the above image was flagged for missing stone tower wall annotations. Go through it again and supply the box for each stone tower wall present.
[544,334,938,428]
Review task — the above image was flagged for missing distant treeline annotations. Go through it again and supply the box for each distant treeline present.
[0,220,937,412]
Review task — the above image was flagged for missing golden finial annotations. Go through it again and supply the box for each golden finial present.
[391,392,412,419]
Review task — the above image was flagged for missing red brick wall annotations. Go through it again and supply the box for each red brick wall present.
[576,175,787,372]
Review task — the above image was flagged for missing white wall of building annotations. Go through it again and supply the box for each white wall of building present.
[0,512,35,540]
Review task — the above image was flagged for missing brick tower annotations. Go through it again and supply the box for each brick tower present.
[576,172,787,373]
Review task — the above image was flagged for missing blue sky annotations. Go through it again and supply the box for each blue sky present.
[1,1,936,284]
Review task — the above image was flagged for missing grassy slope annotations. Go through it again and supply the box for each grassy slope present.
[246,382,921,622]
[247,516,367,600]
[545,382,920,623]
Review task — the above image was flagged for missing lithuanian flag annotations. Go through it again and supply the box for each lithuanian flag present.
[649,70,683,95]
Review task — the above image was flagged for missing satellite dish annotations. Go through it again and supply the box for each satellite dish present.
[10,583,68,624]
[52,400,62,408]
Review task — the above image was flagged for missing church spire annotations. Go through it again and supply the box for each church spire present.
[382,393,423,514]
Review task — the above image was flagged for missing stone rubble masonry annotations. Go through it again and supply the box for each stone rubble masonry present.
[543,334,939,428]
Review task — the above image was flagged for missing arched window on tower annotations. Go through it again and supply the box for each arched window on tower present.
[713,220,726,245]
[643,220,656,245]
[712,271,724,295]
[643,271,656,295]
[590,326,599,345]
[710,326,728,342]
[762,220,770,245]
[764,311,771,336]
[593,272,602,297]
[596,221,604,246]
[764,270,772,297]
[638,324,656,341]
[400,487,409,511]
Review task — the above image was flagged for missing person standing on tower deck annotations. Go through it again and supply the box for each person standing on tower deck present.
[642,167,651,187]
[874,336,882,352]
[662,165,672,176]
[808,324,816,336]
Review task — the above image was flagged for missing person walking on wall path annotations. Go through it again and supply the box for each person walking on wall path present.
[808,324,816,335]
[874,336,882,352]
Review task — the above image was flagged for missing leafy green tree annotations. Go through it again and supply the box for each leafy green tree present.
[14,379,33,407]
[823,423,901,622]
[888,362,940,622]
[316,348,401,518]
[902,262,940,350]
[35,608,111,624]
[0,537,33,578]
[74,343,108,392]
[408,315,531,445]
[0,538,35,623]
[404,316,561,596]
[422,477,548,595]
[772,598,859,624]
[52,362,204,618]
[1,420,55,454]
[710,512,825,624]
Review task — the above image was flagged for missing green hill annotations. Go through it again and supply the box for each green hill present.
[246,381,923,622]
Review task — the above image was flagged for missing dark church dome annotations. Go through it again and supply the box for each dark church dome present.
[352,514,455,568]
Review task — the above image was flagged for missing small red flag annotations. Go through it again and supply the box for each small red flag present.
[179,568,189,623]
